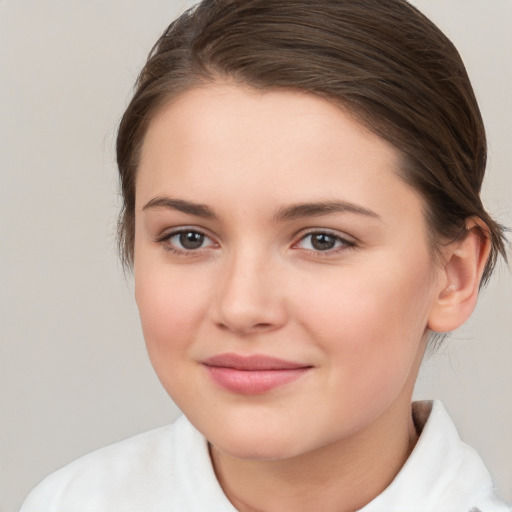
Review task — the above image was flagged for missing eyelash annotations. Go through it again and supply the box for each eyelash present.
[294,230,356,255]
[156,228,356,256]
[157,228,216,256]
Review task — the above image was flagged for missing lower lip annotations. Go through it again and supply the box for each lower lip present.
[204,366,310,394]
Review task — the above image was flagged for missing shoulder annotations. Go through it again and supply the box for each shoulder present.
[361,401,510,512]
[417,401,509,512]
[19,415,223,512]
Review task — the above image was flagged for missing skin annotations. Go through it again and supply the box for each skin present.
[133,83,489,512]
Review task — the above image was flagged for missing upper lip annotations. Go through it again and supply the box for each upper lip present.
[202,353,311,371]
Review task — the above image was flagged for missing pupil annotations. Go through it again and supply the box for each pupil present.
[180,232,204,249]
[312,233,335,251]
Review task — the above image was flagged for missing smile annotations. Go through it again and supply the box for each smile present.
[202,353,312,394]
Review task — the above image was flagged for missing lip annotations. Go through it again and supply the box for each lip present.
[202,353,312,394]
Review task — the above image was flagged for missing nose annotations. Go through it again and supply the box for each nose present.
[211,249,287,336]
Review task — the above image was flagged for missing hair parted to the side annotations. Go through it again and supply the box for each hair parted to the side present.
[117,0,507,285]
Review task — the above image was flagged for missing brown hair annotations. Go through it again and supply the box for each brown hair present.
[117,0,507,283]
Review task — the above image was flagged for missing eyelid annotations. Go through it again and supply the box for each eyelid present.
[292,228,357,253]
[156,226,219,254]
[155,226,356,256]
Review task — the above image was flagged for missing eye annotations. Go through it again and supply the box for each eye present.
[159,229,216,253]
[295,231,354,252]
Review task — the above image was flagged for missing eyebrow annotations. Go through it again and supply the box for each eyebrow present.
[142,197,216,218]
[142,196,380,222]
[273,200,381,222]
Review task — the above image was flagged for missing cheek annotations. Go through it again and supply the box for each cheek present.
[292,254,434,367]
[134,260,211,357]
[134,262,216,408]
[291,260,433,428]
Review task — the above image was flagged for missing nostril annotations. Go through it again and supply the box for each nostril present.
[254,322,273,329]
[215,320,275,335]
[211,268,288,334]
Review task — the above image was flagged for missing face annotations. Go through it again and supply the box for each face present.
[134,83,442,460]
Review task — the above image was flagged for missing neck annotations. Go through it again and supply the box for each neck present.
[210,397,418,512]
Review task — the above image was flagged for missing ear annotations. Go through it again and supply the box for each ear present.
[427,218,492,333]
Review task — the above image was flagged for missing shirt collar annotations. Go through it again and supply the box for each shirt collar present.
[359,400,500,511]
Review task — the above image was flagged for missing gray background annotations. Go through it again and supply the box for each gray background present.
[1,1,510,511]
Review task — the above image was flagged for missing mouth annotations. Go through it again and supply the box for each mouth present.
[202,353,313,394]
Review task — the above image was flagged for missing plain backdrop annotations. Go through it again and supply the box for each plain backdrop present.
[0,1,511,511]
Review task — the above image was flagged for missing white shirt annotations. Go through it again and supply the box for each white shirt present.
[20,401,509,512]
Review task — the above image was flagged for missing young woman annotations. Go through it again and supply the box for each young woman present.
[20,0,509,511]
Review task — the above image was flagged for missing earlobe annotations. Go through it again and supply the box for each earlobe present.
[427,218,491,333]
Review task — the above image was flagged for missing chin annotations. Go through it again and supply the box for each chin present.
[195,412,306,461]
[211,431,304,461]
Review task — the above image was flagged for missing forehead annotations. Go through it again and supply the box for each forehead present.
[136,83,424,225]
[140,83,395,167]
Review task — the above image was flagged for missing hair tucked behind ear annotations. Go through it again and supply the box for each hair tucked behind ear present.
[117,0,508,282]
